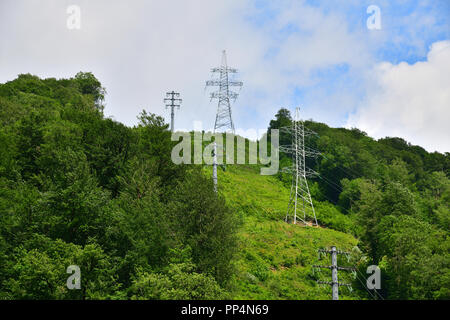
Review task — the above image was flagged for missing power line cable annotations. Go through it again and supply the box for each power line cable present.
[354,272,377,300]
[356,268,384,300]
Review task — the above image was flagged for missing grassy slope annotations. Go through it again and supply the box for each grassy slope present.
[206,164,360,300]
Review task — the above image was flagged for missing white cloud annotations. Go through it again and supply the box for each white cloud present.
[1,1,448,152]
[0,0,373,136]
[347,40,450,153]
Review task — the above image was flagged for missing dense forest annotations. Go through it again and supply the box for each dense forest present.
[0,73,448,299]
[269,108,449,299]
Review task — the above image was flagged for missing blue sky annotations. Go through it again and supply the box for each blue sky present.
[0,0,449,151]
[239,0,450,125]
[245,0,450,63]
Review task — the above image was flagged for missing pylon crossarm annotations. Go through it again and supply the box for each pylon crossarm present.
[304,146,321,157]
[206,80,243,86]
[281,167,318,178]
[313,265,332,270]
[337,266,356,271]
[210,92,239,99]
[279,125,318,137]
[303,127,319,137]
[305,170,318,178]
[211,67,238,73]
[318,248,352,255]
[336,250,352,255]
[279,145,294,154]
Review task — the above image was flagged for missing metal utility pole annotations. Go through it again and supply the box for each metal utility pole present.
[206,50,243,192]
[331,246,339,300]
[313,246,355,300]
[280,107,319,226]
[164,91,182,133]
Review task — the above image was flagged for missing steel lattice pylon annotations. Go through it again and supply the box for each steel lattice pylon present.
[206,50,243,134]
[206,50,243,192]
[280,107,319,226]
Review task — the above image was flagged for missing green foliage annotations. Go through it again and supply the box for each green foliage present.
[213,164,360,299]
[129,248,226,300]
[2,235,120,300]
[168,168,238,285]
[268,108,292,150]
[0,79,447,301]
[74,72,106,112]
[0,74,236,300]
[378,216,449,299]
[230,216,359,300]
[266,108,450,300]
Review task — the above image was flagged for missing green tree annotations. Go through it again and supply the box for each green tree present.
[168,168,238,285]
[74,72,106,112]
[378,215,449,299]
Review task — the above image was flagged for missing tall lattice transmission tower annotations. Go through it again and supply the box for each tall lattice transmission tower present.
[206,50,243,134]
[206,50,243,191]
[280,107,319,226]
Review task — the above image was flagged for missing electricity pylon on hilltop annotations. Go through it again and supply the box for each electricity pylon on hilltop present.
[280,107,319,226]
[206,50,243,134]
[206,50,243,192]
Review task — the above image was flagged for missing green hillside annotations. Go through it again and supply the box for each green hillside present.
[212,164,359,299]
[0,73,448,300]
